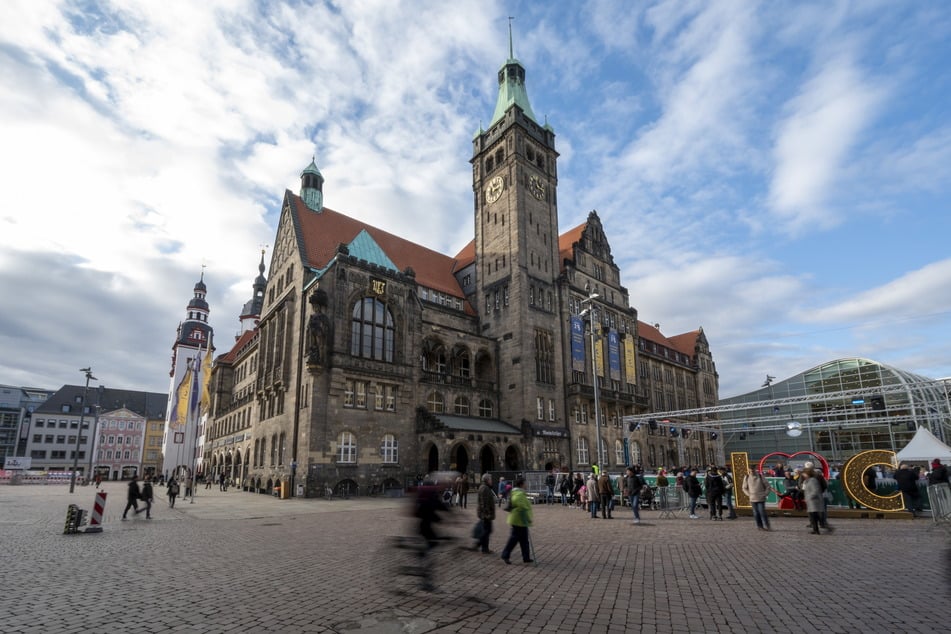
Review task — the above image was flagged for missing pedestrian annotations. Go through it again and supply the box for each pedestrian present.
[894,463,922,518]
[167,477,180,508]
[598,472,614,519]
[572,472,584,507]
[929,459,949,487]
[655,468,669,511]
[475,473,496,553]
[497,477,507,508]
[94,474,102,489]
[545,471,556,504]
[623,467,643,525]
[135,475,154,519]
[185,476,194,499]
[121,476,141,520]
[458,474,470,509]
[801,470,825,535]
[558,473,569,506]
[685,469,703,519]
[705,467,725,520]
[720,467,737,519]
[742,464,774,531]
[500,476,534,564]
[586,472,599,518]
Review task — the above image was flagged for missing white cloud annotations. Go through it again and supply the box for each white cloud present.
[768,55,886,231]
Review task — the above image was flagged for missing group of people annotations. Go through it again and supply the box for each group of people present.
[120,474,195,519]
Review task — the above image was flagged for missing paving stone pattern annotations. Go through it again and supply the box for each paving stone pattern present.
[1,484,948,633]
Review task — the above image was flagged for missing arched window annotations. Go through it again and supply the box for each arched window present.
[270,434,277,466]
[632,441,642,466]
[278,432,286,465]
[577,437,589,465]
[338,432,356,464]
[478,399,493,418]
[351,298,395,362]
[427,392,445,414]
[453,396,469,416]
[615,439,624,466]
[381,434,398,464]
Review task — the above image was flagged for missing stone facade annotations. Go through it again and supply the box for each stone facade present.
[202,47,720,497]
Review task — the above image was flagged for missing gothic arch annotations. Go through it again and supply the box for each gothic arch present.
[450,442,470,475]
[503,444,521,471]
[479,444,497,474]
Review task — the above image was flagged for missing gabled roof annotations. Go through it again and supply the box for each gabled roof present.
[638,322,699,360]
[667,331,701,357]
[558,221,586,267]
[289,193,467,298]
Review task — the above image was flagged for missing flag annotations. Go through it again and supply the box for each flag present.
[171,362,193,429]
[200,345,214,414]
[189,352,201,418]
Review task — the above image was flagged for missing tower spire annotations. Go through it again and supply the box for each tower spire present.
[508,16,514,59]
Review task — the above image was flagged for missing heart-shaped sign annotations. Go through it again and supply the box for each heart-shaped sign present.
[758,451,830,480]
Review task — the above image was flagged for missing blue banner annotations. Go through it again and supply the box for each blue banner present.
[570,315,586,372]
[608,330,621,380]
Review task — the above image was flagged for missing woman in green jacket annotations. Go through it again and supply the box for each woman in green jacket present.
[500,476,534,564]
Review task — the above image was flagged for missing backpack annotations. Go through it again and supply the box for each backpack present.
[169,483,180,495]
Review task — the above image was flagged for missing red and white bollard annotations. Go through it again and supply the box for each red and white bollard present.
[85,490,107,533]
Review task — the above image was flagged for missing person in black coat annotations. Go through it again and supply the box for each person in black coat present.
[894,463,921,517]
[929,459,949,486]
[685,470,703,518]
[135,476,154,519]
[122,477,141,520]
[704,468,725,520]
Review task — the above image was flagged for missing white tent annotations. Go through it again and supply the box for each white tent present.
[895,426,951,462]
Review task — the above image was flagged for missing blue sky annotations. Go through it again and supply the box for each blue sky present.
[1,0,949,398]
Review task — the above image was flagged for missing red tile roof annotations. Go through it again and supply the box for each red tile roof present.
[219,329,257,365]
[637,321,699,359]
[558,221,586,266]
[290,193,466,298]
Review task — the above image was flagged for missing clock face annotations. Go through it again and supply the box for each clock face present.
[529,175,546,200]
[485,176,504,204]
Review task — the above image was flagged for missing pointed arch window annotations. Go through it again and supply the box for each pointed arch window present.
[351,297,395,362]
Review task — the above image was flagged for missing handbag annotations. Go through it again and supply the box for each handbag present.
[471,520,485,540]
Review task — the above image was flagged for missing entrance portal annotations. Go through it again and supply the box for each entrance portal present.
[452,445,469,474]
[479,445,496,474]
[427,445,439,473]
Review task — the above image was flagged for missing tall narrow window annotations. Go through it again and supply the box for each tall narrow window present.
[338,432,356,464]
[381,434,398,463]
[577,437,589,465]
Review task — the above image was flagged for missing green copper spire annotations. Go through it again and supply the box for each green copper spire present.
[300,156,324,212]
[489,20,537,127]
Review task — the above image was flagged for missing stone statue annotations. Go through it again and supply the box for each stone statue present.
[307,289,332,368]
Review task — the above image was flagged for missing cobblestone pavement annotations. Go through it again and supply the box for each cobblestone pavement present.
[1,483,948,633]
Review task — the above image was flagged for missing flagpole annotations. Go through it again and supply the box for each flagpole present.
[191,344,202,504]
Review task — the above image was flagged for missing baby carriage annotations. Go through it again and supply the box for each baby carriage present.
[639,484,655,510]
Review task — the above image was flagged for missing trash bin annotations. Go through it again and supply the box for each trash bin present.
[297,483,304,497]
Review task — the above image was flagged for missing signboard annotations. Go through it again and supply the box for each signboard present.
[173,432,185,444]
[4,457,31,470]
[570,316,585,372]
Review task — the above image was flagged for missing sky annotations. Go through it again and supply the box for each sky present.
[1,0,949,400]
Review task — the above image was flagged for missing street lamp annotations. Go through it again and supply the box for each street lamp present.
[69,367,97,493]
[580,292,603,473]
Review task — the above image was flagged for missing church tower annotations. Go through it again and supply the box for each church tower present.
[162,273,214,479]
[471,26,566,435]
[238,250,267,336]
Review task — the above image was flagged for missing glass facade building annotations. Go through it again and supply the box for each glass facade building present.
[720,358,951,465]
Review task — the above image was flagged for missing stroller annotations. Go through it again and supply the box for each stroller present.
[639,484,655,510]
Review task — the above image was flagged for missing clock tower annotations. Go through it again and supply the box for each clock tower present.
[471,27,566,440]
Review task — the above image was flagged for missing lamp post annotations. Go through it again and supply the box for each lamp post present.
[85,386,103,482]
[580,292,602,473]
[69,367,97,493]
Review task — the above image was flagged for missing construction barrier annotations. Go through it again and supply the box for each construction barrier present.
[928,484,951,523]
[63,504,87,535]
[85,491,107,533]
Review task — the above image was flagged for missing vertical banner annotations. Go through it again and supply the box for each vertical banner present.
[593,324,604,377]
[608,330,621,380]
[624,334,636,385]
[570,315,586,372]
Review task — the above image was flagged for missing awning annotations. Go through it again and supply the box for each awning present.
[431,415,521,435]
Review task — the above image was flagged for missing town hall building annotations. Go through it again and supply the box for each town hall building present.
[203,40,720,497]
